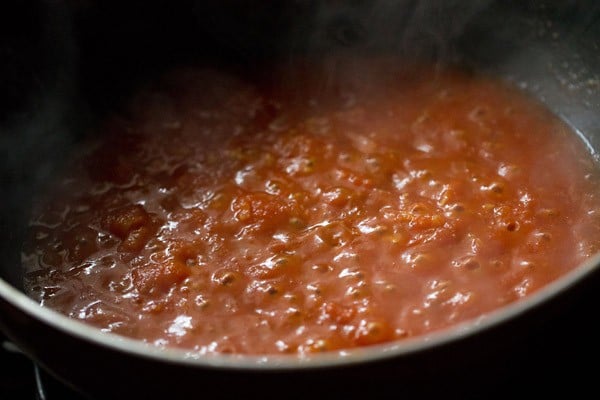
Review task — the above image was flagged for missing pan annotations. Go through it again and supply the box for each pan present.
[1,1,599,398]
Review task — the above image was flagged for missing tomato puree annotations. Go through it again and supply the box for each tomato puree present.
[23,63,600,355]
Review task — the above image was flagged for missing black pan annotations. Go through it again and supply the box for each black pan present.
[1,1,599,398]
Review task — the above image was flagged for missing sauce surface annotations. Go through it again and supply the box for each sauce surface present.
[23,63,600,355]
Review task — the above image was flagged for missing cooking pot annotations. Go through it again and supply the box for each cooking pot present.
[1,1,599,398]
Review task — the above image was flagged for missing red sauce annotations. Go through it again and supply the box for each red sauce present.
[23,63,600,355]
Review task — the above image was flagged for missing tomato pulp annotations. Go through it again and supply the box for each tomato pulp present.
[23,63,600,355]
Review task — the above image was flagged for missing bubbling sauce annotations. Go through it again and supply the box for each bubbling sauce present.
[23,62,600,355]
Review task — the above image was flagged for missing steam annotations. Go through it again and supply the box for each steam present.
[300,0,493,60]
[259,0,496,102]
[0,3,77,287]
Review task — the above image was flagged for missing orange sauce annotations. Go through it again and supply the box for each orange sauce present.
[23,64,600,355]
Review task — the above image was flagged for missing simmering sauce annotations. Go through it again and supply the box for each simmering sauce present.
[23,63,600,355]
